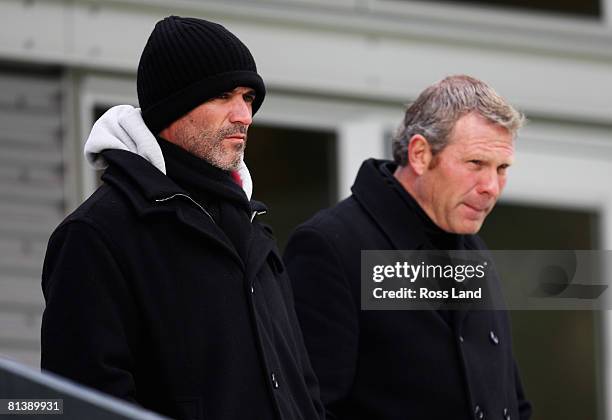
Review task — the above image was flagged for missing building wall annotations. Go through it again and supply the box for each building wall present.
[0,69,66,368]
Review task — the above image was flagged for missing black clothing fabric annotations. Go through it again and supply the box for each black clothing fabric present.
[138,16,265,134]
[158,138,252,260]
[41,150,324,420]
[284,158,531,420]
[382,161,460,326]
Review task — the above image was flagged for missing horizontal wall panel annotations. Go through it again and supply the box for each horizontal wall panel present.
[0,220,60,242]
[0,68,63,369]
[0,311,42,336]
[0,166,63,187]
[0,255,44,279]
[0,183,64,204]
[0,349,41,369]
[0,277,44,307]
[0,146,63,167]
[0,74,61,111]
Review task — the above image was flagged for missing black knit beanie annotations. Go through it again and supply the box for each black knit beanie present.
[137,16,266,134]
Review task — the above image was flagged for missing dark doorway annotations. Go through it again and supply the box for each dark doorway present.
[245,124,337,250]
[480,203,602,420]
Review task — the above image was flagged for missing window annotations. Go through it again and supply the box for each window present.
[394,0,601,18]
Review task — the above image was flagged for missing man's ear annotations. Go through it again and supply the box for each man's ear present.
[407,134,432,176]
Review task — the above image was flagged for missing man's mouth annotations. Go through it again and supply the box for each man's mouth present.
[224,134,246,141]
[220,124,248,140]
[462,202,489,214]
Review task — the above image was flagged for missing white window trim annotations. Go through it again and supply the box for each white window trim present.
[78,74,137,199]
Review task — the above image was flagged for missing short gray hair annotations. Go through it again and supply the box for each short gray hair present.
[392,75,525,166]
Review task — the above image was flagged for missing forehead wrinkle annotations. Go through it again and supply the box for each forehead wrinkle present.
[452,139,515,168]
[461,137,514,155]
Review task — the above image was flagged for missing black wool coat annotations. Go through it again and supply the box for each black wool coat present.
[41,150,324,420]
[284,159,531,420]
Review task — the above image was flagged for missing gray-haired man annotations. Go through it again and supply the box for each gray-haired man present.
[284,75,532,420]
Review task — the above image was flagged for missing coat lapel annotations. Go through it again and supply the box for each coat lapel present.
[174,205,244,269]
[352,159,487,331]
[244,225,277,290]
[351,160,429,251]
[101,149,244,269]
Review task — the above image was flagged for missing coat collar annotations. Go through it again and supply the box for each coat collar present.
[100,150,277,277]
[101,150,245,266]
[101,149,184,210]
[102,150,268,216]
[351,159,485,329]
[351,159,483,251]
[352,159,432,250]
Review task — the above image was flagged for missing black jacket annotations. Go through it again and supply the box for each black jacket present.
[284,159,531,420]
[41,150,324,420]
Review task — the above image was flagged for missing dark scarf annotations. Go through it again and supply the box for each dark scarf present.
[157,137,252,261]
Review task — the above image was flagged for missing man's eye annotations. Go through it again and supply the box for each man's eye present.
[244,94,256,103]
[216,93,230,100]
[468,160,483,166]
[498,164,509,174]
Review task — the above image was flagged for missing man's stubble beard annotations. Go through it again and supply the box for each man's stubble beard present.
[177,123,248,172]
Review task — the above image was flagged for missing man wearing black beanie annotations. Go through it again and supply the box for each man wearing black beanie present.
[40,16,324,420]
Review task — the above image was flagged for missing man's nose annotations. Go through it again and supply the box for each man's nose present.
[477,169,501,198]
[229,97,253,126]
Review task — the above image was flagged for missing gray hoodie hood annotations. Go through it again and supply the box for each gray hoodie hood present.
[84,105,253,200]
